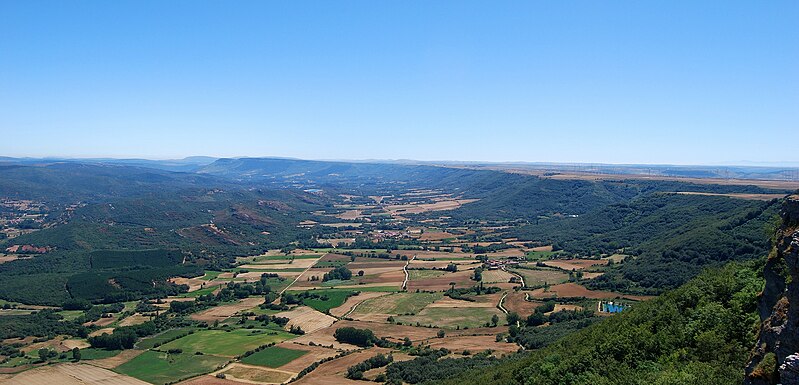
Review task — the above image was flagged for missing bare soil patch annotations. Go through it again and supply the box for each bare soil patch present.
[503,291,542,315]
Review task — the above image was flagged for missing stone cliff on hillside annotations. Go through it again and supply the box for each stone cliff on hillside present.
[745,195,799,385]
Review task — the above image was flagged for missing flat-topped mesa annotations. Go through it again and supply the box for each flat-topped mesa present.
[745,195,799,385]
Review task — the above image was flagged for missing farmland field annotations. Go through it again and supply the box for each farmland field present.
[240,345,308,368]
[350,292,443,317]
[158,328,296,357]
[395,306,503,329]
[115,350,229,385]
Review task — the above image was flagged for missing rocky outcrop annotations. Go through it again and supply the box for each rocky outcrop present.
[745,195,799,385]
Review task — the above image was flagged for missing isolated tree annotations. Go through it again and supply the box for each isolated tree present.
[437,330,446,338]
[71,347,81,361]
[358,270,364,277]
[491,314,499,327]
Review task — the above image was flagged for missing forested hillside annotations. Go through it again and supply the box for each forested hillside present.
[431,261,763,385]
[506,193,780,293]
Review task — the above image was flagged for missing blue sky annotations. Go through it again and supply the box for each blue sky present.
[1,1,797,165]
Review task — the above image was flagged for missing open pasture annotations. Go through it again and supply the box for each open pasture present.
[159,328,295,357]
[271,343,340,372]
[349,292,442,321]
[116,350,229,385]
[405,270,475,291]
[240,345,307,368]
[395,306,503,329]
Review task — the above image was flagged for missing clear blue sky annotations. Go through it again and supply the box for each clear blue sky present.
[1,1,797,165]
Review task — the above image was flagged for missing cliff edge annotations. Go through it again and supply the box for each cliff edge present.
[745,195,799,384]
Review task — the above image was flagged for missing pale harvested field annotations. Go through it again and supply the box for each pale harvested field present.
[582,272,605,280]
[288,328,360,350]
[0,254,21,264]
[481,269,515,284]
[329,292,390,318]
[319,238,355,246]
[89,349,145,369]
[60,339,91,350]
[531,245,553,252]
[419,231,458,241]
[275,306,337,333]
[0,363,150,385]
[347,260,405,270]
[170,276,207,291]
[117,314,150,327]
[403,250,474,260]
[408,259,481,269]
[274,342,339,372]
[385,199,479,215]
[293,348,395,385]
[246,258,319,269]
[216,363,294,384]
[427,296,498,308]
[320,223,362,228]
[177,375,251,385]
[543,259,605,270]
[88,328,115,337]
[425,335,518,354]
[335,209,363,220]
[190,297,264,322]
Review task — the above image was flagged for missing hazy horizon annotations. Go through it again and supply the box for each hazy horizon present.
[2,1,797,165]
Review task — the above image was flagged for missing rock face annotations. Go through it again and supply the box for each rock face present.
[745,195,799,385]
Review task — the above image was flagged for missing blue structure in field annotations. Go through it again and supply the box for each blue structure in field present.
[601,302,627,313]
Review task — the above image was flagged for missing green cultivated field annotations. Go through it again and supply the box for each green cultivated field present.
[158,328,296,356]
[289,289,355,312]
[241,345,308,368]
[136,327,196,350]
[116,350,229,385]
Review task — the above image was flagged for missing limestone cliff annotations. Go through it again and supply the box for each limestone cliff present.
[745,195,799,385]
